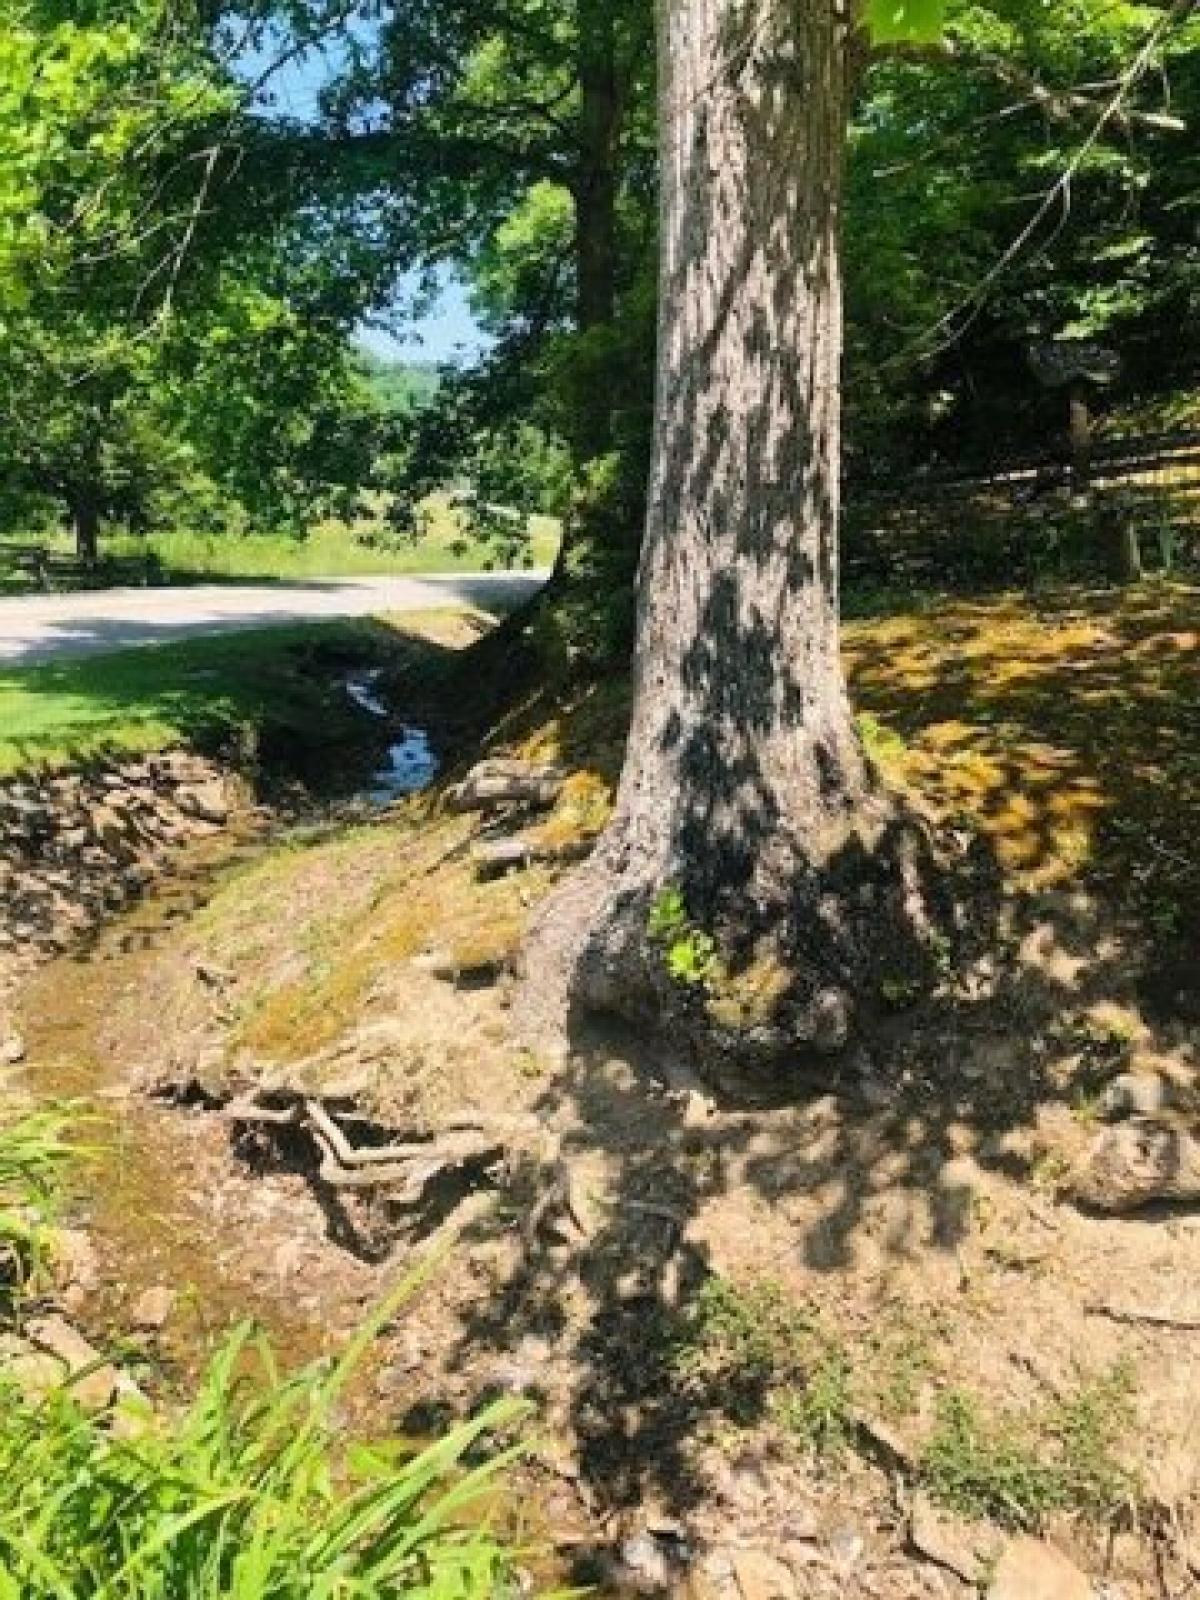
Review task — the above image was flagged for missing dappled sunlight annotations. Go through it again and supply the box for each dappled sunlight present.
[845,584,1200,899]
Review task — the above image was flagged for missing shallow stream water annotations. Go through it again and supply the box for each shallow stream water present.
[16,829,344,1374]
[345,671,439,802]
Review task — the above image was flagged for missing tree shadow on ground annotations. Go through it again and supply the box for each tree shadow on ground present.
[390,592,1199,1570]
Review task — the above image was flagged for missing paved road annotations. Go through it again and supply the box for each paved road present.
[0,571,548,667]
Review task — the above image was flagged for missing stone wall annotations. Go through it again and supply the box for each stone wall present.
[0,750,239,1055]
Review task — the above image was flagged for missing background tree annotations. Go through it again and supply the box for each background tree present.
[844,0,1200,473]
[0,1,389,558]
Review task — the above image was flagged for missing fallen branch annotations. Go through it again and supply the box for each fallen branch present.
[471,834,594,875]
[447,760,564,815]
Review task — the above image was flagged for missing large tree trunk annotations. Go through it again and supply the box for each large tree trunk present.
[523,0,940,1095]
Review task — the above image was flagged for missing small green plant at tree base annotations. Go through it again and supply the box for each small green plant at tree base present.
[648,886,722,987]
[855,712,907,769]
[647,886,689,942]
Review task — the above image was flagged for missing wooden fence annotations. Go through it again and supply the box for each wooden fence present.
[843,429,1200,588]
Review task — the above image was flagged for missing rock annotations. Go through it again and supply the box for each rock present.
[732,1548,796,1600]
[49,1227,101,1297]
[1073,1121,1200,1212]
[23,1315,131,1411]
[176,781,230,825]
[447,761,563,814]
[89,804,135,850]
[986,1537,1092,1600]
[826,1526,865,1572]
[909,1493,1003,1583]
[621,1532,673,1591]
[810,988,851,1052]
[1100,1073,1173,1119]
[0,1334,67,1402]
[130,1285,176,1332]
[0,1031,25,1064]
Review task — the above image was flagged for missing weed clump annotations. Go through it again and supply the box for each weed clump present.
[0,1107,73,1306]
[922,1364,1137,1526]
[675,1274,1139,1529]
[0,1315,525,1597]
[673,1277,856,1453]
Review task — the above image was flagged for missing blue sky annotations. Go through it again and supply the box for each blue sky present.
[234,18,487,365]
[357,276,486,364]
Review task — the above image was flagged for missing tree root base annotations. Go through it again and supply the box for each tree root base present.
[520,796,983,1103]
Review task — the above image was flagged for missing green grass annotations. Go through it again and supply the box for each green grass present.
[674,1275,1138,1527]
[922,1369,1137,1527]
[0,1116,526,1597]
[0,1321,525,1599]
[1,499,561,593]
[0,621,410,777]
[0,1107,74,1307]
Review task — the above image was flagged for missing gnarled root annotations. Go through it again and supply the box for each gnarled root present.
[224,1093,546,1207]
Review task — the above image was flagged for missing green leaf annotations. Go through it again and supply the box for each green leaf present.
[866,0,947,44]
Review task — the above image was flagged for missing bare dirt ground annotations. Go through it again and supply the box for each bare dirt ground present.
[9,583,1200,1597]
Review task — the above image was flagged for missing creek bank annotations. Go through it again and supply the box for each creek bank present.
[0,750,249,1049]
[5,591,1200,1596]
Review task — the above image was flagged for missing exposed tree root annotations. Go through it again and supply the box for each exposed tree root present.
[223,1092,545,1205]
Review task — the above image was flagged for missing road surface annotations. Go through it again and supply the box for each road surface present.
[0,571,548,667]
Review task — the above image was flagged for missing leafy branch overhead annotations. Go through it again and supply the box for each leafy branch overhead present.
[866,0,947,44]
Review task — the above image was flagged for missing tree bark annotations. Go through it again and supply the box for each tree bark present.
[576,0,619,340]
[523,0,940,1094]
[70,490,100,565]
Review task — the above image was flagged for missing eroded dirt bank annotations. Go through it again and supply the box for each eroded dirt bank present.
[4,588,1200,1597]
[0,751,249,1055]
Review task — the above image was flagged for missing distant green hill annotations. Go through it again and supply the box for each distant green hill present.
[358,352,441,414]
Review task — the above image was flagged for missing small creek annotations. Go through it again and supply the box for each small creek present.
[345,671,439,803]
[13,673,447,1374]
[15,825,600,1583]
[16,829,348,1376]
[9,731,604,1581]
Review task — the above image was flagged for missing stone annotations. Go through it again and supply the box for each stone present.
[176,781,230,825]
[130,1285,176,1332]
[89,804,134,849]
[50,1227,100,1296]
[0,1031,25,1064]
[732,1548,796,1600]
[23,1315,130,1411]
[909,1493,1003,1583]
[1100,1073,1173,1119]
[826,1526,865,1572]
[1073,1121,1200,1212]
[0,1334,66,1402]
[621,1533,673,1591]
[986,1537,1092,1600]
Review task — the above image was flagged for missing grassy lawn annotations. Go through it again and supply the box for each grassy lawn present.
[0,619,427,777]
[0,499,561,594]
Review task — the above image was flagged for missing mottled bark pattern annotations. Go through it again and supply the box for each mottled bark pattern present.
[614,0,864,897]
[525,0,936,1090]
